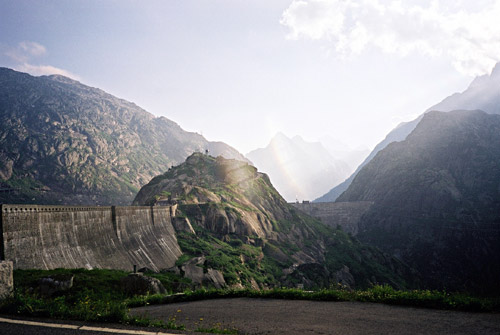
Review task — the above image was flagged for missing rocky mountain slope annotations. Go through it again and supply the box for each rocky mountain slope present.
[246,133,351,201]
[0,67,245,205]
[338,110,500,294]
[316,62,500,202]
[134,153,414,289]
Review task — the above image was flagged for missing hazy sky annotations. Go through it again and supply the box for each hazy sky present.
[2,0,500,153]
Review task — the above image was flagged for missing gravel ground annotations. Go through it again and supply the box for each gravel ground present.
[130,298,500,335]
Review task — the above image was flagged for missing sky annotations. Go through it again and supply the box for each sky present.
[1,0,500,154]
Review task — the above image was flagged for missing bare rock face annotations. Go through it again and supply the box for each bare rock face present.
[120,273,166,296]
[182,266,205,285]
[38,274,74,297]
[333,265,355,289]
[177,257,227,289]
[172,216,196,234]
[205,269,226,289]
[0,155,13,180]
[0,261,13,300]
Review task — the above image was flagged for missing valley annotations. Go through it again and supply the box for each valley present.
[2,2,500,334]
[1,64,500,326]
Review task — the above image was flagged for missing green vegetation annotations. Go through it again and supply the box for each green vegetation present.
[175,230,281,287]
[195,325,238,334]
[1,268,498,335]
[0,269,187,330]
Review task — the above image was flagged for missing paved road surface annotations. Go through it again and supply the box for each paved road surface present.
[130,298,500,335]
[0,316,182,335]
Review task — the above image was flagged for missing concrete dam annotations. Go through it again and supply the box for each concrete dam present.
[0,201,372,271]
[290,201,373,235]
[0,204,182,271]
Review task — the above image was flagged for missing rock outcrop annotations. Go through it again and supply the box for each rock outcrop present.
[120,273,166,296]
[38,274,74,297]
[0,261,13,300]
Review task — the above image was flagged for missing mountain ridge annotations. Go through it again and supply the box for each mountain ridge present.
[316,61,500,202]
[0,67,245,205]
[338,110,500,294]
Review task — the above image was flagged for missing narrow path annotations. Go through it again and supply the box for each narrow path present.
[130,298,500,335]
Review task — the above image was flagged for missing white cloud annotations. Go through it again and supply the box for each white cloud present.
[281,0,500,76]
[3,41,79,80]
[19,41,47,57]
[14,63,80,80]
[4,41,47,62]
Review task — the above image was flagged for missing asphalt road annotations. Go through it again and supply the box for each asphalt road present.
[1,299,499,335]
[130,298,500,335]
[0,322,115,335]
[0,316,182,335]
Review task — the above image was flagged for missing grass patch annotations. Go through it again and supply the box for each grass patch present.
[0,268,187,330]
[195,325,238,334]
[175,230,282,287]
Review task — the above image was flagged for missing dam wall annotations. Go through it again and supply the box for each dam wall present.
[0,204,182,271]
[290,201,373,235]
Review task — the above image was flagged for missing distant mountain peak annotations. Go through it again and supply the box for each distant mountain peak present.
[490,61,500,78]
[247,133,351,201]
[269,132,291,144]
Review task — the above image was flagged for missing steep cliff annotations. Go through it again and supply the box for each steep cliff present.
[0,67,245,205]
[134,154,413,289]
[338,110,500,294]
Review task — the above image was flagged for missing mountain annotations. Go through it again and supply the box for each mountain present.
[315,120,420,202]
[0,67,245,205]
[133,153,413,289]
[316,61,500,202]
[246,133,351,201]
[338,110,500,294]
[318,135,369,172]
[427,62,500,114]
